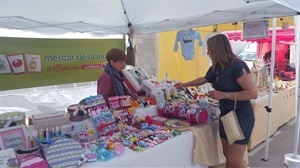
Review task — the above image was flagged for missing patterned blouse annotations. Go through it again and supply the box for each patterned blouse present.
[264,58,279,76]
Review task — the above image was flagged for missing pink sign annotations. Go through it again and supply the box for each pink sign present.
[0,125,28,150]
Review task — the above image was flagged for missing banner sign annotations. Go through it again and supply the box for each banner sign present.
[0,37,125,91]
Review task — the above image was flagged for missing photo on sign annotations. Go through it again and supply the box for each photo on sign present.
[0,125,28,151]
[242,20,269,40]
[0,55,12,74]
[25,54,42,73]
[6,53,26,75]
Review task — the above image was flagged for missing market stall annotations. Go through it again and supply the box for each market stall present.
[1,1,300,167]
[249,86,296,150]
[0,79,294,167]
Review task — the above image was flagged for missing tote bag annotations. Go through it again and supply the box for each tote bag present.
[220,92,245,145]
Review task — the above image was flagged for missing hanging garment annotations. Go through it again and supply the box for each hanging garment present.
[173,29,203,61]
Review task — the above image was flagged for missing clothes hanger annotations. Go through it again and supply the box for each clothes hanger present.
[181,24,194,32]
[232,22,238,40]
[212,24,218,33]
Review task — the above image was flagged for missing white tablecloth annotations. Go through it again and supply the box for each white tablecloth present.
[81,106,206,168]
[83,130,206,168]
[26,106,207,168]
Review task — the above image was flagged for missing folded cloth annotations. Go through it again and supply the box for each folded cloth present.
[189,122,225,166]
[189,121,248,166]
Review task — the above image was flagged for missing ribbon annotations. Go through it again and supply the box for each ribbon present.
[3,115,24,128]
[68,105,88,116]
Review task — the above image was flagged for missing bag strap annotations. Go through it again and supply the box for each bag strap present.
[233,92,237,111]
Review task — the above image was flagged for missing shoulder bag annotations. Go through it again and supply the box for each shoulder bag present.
[220,92,245,145]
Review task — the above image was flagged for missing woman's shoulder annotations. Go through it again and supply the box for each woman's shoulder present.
[228,59,250,73]
[231,59,248,67]
[99,71,111,80]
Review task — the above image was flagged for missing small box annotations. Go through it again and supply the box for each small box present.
[32,111,70,129]
[151,115,169,126]
[67,104,89,122]
[123,67,149,95]
[141,79,166,98]
[119,95,131,107]
[0,112,26,128]
[108,96,120,109]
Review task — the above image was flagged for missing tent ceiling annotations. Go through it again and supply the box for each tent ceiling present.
[0,0,299,35]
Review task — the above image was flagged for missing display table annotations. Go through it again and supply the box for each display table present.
[23,103,252,167]
[82,130,206,168]
[25,106,209,168]
[248,86,296,150]
[83,105,207,168]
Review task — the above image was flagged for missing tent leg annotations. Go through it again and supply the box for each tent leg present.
[284,15,300,168]
[262,17,277,161]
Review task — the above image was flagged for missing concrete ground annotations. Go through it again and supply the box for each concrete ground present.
[248,118,300,168]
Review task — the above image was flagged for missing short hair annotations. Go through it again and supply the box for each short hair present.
[106,48,127,62]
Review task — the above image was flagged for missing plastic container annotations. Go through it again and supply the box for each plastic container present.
[108,96,120,109]
[119,95,131,107]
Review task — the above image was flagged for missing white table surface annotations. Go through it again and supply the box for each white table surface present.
[26,105,207,168]
[82,106,206,168]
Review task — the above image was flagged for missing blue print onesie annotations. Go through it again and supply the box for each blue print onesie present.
[173,29,203,61]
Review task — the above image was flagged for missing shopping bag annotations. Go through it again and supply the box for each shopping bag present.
[220,93,245,145]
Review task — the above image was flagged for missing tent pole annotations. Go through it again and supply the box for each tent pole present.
[284,15,300,167]
[292,14,300,159]
[262,18,277,161]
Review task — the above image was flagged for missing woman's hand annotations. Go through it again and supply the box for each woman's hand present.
[207,90,225,100]
[174,82,185,89]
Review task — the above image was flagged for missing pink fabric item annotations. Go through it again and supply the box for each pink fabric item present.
[20,154,47,168]
[257,42,271,58]
[258,43,288,72]
[15,146,41,163]
[275,44,288,71]
[199,109,208,123]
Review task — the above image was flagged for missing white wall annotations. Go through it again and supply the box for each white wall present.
[134,34,157,76]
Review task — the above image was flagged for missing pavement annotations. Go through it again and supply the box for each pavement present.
[248,118,300,168]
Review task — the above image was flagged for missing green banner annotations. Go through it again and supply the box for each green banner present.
[0,37,125,91]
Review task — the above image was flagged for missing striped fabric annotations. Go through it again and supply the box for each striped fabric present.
[45,138,84,168]
[220,110,245,145]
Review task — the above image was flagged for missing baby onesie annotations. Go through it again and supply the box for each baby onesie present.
[173,29,203,61]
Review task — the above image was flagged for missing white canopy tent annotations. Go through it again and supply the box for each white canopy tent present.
[1,0,300,165]
[0,0,299,35]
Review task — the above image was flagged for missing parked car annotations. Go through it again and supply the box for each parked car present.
[238,51,257,69]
